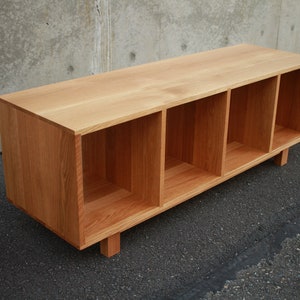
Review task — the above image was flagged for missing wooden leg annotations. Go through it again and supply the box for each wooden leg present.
[274,148,289,166]
[100,233,121,257]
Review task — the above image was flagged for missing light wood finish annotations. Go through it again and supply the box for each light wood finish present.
[273,69,300,150]
[166,92,229,176]
[1,44,300,135]
[100,233,121,258]
[0,103,84,248]
[274,149,289,166]
[1,44,300,257]
[227,77,279,152]
[164,92,229,202]
[81,112,164,246]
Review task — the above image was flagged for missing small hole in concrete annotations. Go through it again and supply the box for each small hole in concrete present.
[260,30,264,36]
[67,65,74,74]
[181,43,187,51]
[130,52,136,62]
[223,36,229,46]
[291,24,295,31]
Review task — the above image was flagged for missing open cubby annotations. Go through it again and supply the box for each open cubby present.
[164,92,228,203]
[225,77,278,174]
[1,45,300,257]
[272,69,300,150]
[81,112,163,239]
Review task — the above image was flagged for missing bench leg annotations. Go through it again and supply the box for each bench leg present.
[274,148,289,166]
[100,233,121,257]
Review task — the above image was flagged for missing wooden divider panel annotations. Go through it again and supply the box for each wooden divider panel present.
[131,112,164,205]
[192,92,229,175]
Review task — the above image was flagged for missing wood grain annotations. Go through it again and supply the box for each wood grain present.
[100,233,121,257]
[166,92,229,176]
[1,44,300,134]
[225,142,265,174]
[228,77,278,152]
[274,149,289,166]
[164,157,219,204]
[1,44,300,254]
[272,125,300,150]
[0,104,84,248]
[275,69,300,133]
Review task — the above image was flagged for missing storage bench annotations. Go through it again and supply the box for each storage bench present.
[1,44,300,257]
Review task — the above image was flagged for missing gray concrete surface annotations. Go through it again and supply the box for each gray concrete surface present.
[278,0,300,52]
[203,234,300,299]
[110,0,282,69]
[1,0,300,95]
[0,1,100,93]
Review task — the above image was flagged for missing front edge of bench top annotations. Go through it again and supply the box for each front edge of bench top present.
[1,44,300,135]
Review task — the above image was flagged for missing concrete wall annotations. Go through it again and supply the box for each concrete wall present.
[0,0,300,150]
[0,1,100,93]
[277,0,300,52]
[1,0,300,94]
[110,0,282,69]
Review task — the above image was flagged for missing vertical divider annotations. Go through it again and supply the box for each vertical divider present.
[221,90,231,176]
[131,111,165,207]
[192,91,231,176]
[269,75,282,152]
[160,109,167,207]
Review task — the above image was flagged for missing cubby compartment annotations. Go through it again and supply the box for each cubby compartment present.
[164,92,229,203]
[273,69,300,150]
[82,112,163,240]
[225,77,278,174]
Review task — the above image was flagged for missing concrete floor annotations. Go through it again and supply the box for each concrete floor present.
[0,144,299,299]
[201,233,300,299]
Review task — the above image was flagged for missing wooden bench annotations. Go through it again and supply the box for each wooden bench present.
[1,44,300,257]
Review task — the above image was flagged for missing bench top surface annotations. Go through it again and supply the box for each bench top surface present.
[1,44,300,135]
